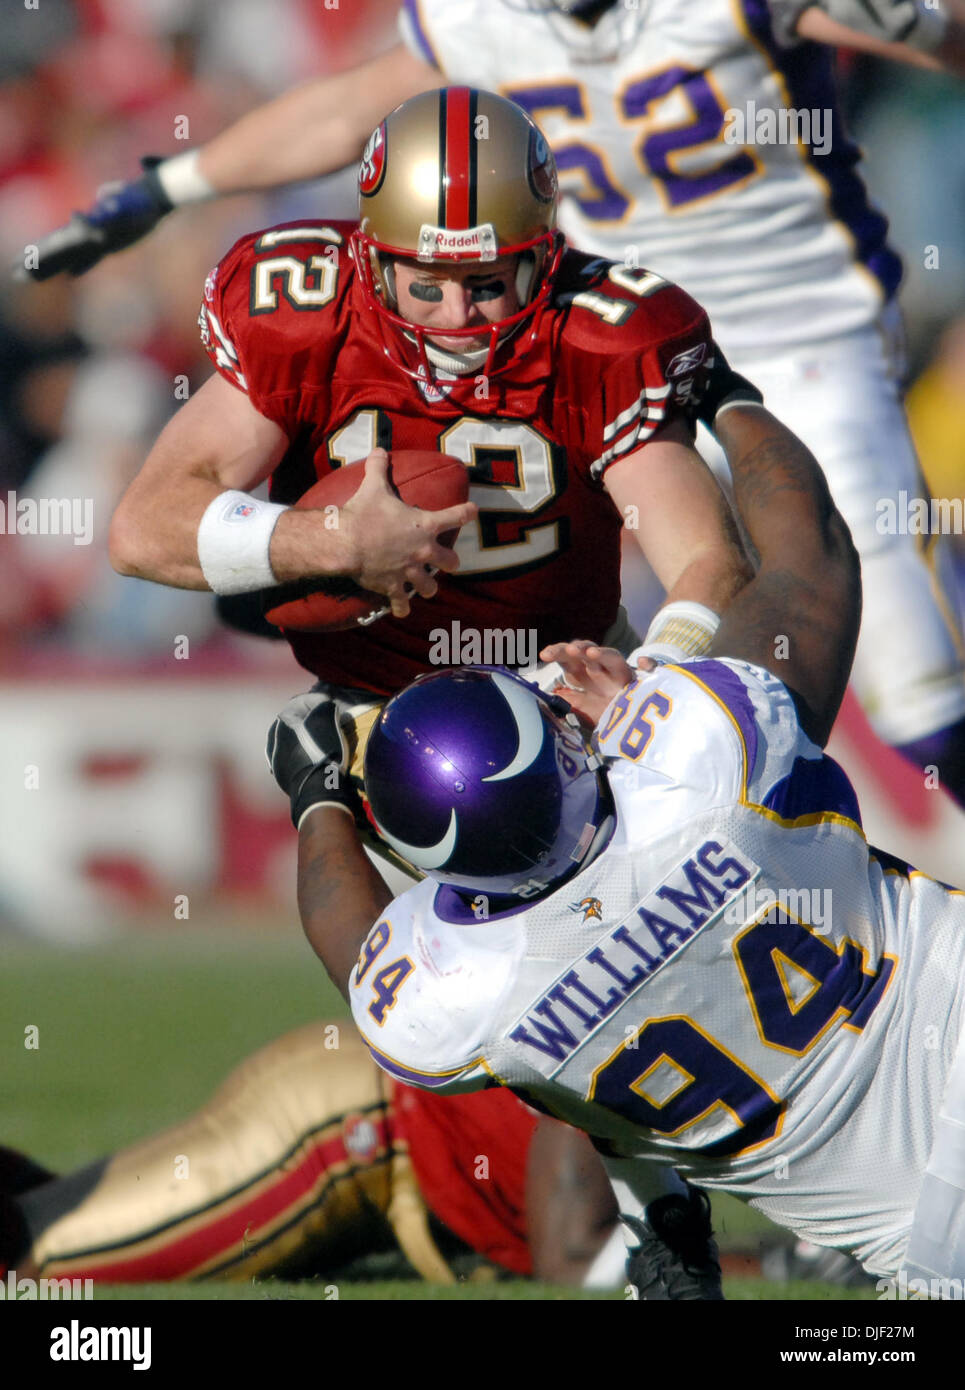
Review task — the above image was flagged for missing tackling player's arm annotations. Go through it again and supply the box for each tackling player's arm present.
[704,401,861,746]
[267,691,393,1000]
[796,1,965,77]
[297,810,392,1000]
[109,372,475,617]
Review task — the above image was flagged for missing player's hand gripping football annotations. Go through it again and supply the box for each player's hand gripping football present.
[20,159,173,281]
[267,688,365,831]
[335,450,476,619]
[540,641,655,727]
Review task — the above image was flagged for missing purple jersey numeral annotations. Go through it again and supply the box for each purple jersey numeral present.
[506,83,630,222]
[734,911,895,1053]
[506,69,760,224]
[592,1017,783,1153]
[623,66,758,210]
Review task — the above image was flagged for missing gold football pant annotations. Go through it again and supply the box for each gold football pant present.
[22,1025,453,1283]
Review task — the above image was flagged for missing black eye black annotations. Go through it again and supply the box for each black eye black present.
[471,280,505,302]
[408,281,444,302]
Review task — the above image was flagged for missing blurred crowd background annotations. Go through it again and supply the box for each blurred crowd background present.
[0,1,963,932]
[0,0,400,667]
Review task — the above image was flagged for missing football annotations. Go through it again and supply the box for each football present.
[264,450,469,632]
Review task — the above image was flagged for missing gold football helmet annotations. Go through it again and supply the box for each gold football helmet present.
[353,87,562,382]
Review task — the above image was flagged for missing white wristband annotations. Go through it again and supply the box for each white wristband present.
[197,491,290,596]
[155,150,215,206]
[632,600,720,666]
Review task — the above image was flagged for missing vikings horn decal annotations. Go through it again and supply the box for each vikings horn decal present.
[376,808,459,871]
[482,672,547,782]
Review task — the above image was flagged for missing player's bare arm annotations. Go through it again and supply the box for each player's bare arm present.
[797,0,965,77]
[24,45,440,282]
[547,398,861,746]
[267,690,392,999]
[707,404,861,746]
[196,46,439,197]
[603,417,752,615]
[297,810,392,999]
[109,373,475,616]
[525,1120,618,1285]
[109,373,286,588]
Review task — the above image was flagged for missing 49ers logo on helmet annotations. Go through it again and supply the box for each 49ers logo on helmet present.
[528,130,555,203]
[359,123,387,196]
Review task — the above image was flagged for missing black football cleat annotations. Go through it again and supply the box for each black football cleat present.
[624,1183,724,1300]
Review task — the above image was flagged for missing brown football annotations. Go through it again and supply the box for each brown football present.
[264,450,469,632]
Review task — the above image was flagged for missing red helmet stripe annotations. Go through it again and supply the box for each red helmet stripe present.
[443,86,472,229]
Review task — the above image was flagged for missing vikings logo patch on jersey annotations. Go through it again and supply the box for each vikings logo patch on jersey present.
[569,896,604,923]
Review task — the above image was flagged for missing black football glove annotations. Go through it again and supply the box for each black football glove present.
[692,343,764,429]
[21,157,173,282]
[266,687,368,830]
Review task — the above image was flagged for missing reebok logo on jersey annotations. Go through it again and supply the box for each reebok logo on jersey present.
[666,343,707,378]
[508,839,759,1073]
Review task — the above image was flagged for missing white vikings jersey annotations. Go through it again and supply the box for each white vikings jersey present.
[350,660,965,1275]
[399,0,901,353]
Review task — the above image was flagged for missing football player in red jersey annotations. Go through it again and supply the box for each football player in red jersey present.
[108,87,756,1298]
[109,88,749,694]
[110,85,752,1006]
[0,1028,619,1288]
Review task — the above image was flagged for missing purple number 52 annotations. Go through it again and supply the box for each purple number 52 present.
[507,66,758,219]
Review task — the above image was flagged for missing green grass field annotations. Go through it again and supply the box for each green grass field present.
[1,932,877,1301]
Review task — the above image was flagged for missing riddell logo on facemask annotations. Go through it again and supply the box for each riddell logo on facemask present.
[435,231,483,251]
[418,222,497,261]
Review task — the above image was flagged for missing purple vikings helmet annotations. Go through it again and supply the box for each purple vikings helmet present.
[364,668,612,900]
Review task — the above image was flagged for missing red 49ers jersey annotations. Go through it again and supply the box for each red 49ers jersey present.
[391,1083,536,1276]
[200,219,712,694]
